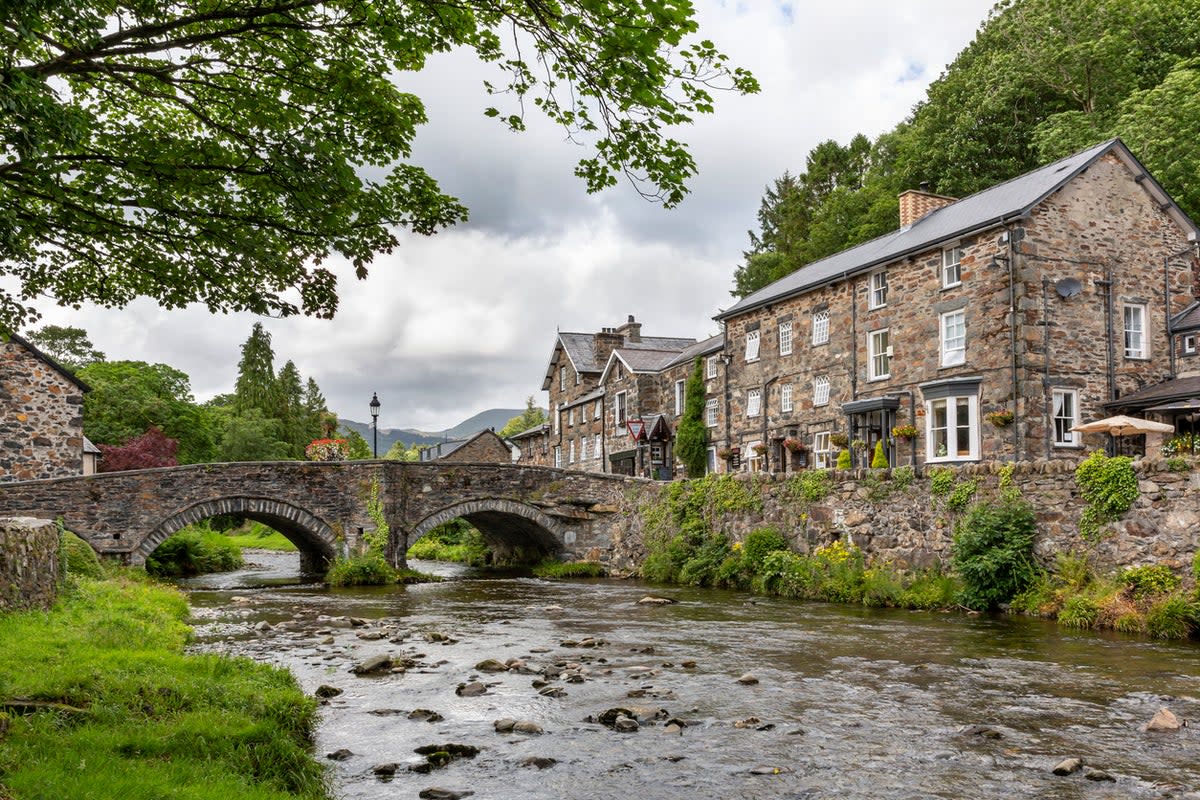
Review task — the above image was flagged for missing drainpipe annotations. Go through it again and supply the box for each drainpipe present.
[1042,277,1053,461]
[762,375,779,472]
[1165,256,1176,378]
[722,346,732,473]
[850,276,859,400]
[1007,224,1020,461]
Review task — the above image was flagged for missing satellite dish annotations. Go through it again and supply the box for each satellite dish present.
[1055,277,1083,298]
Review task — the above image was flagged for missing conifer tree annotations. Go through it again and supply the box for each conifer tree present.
[674,358,709,477]
[233,323,278,418]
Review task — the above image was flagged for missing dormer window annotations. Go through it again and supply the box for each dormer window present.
[942,246,963,288]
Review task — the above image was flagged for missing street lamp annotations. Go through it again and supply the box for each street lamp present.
[369,392,381,458]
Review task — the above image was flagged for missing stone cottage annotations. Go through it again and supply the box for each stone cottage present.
[1,334,91,482]
[713,138,1199,472]
[418,429,512,463]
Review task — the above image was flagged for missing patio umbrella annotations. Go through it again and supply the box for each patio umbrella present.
[1070,414,1174,436]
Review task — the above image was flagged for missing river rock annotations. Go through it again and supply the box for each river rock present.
[314,684,343,698]
[409,709,444,722]
[325,748,354,761]
[520,756,557,769]
[254,620,272,631]
[681,660,697,669]
[475,659,509,672]
[538,685,567,698]
[613,715,639,732]
[733,717,761,729]
[749,766,794,775]
[1052,757,1084,776]
[597,707,636,727]
[418,789,474,800]
[663,722,684,736]
[1142,707,1182,732]
[455,681,487,697]
[319,636,335,645]
[372,762,398,777]
[356,630,386,641]
[514,721,544,735]
[348,617,370,627]
[736,673,760,685]
[494,718,516,733]
[959,724,1002,739]
[351,654,393,675]
[637,596,676,606]
[1085,769,1116,782]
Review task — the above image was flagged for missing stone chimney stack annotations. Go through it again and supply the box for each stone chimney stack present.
[898,184,957,228]
[615,314,642,343]
[593,326,623,365]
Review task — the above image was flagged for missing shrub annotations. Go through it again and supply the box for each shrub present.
[929,467,955,495]
[1165,456,1191,473]
[1074,450,1139,539]
[533,560,606,578]
[861,564,904,607]
[1057,595,1099,629]
[1120,564,1181,597]
[892,465,915,490]
[951,494,1039,610]
[789,470,832,503]
[1145,595,1195,640]
[677,532,732,586]
[835,449,851,469]
[870,440,889,468]
[898,567,960,609]
[146,527,244,577]
[60,530,103,580]
[945,478,978,511]
[742,526,789,567]
[325,554,396,586]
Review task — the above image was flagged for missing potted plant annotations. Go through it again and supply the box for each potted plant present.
[783,437,806,453]
[716,447,734,461]
[891,424,918,442]
[830,432,849,448]
[752,443,768,456]
[850,438,867,452]
[985,409,1015,427]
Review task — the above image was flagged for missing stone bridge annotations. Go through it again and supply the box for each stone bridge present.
[0,462,649,574]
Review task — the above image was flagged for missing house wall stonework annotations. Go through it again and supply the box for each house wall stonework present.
[1,338,86,483]
[439,433,511,464]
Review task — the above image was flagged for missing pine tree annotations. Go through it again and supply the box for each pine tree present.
[275,360,306,458]
[674,358,708,477]
[234,323,278,417]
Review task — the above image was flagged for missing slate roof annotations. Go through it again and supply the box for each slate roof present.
[562,387,605,410]
[544,330,697,388]
[1171,301,1200,333]
[1104,375,1200,410]
[664,333,725,369]
[717,139,1199,321]
[508,423,550,441]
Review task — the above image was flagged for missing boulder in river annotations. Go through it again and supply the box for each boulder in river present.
[1085,768,1116,782]
[749,766,794,775]
[350,654,393,675]
[637,596,676,606]
[408,709,445,722]
[325,748,354,761]
[736,673,760,685]
[455,681,487,697]
[613,715,639,733]
[314,685,343,699]
[493,718,516,733]
[1141,707,1182,732]
[520,756,557,769]
[1052,757,1084,776]
[475,659,509,672]
[514,721,544,735]
[372,762,398,777]
[418,789,474,800]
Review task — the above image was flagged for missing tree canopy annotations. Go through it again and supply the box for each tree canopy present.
[0,0,757,333]
[498,396,549,438]
[23,324,104,371]
[733,0,1200,297]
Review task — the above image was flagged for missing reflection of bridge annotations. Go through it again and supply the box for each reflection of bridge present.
[0,462,644,573]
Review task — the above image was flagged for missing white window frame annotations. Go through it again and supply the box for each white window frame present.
[869,270,888,309]
[594,399,602,420]
[747,440,763,473]
[554,403,560,434]
[940,310,966,367]
[560,365,566,391]
[1185,334,1198,354]
[1124,303,1148,359]
[925,395,979,462]
[779,321,793,356]
[705,398,719,427]
[594,433,602,459]
[554,445,562,468]
[568,407,575,426]
[744,329,761,362]
[781,382,793,413]
[580,436,588,461]
[813,375,830,407]
[706,446,717,474]
[868,328,891,381]
[812,309,830,345]
[615,391,627,427]
[746,388,762,417]
[569,438,576,463]
[706,355,719,379]
[813,431,831,468]
[674,379,685,416]
[1052,388,1080,447]
[942,246,963,288]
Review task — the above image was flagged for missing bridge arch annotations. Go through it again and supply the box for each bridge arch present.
[136,496,340,574]
[406,499,568,564]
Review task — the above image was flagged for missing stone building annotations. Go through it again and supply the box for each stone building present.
[1,334,90,482]
[714,139,1200,472]
[418,429,512,463]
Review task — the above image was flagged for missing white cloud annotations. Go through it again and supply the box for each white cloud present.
[28,0,996,432]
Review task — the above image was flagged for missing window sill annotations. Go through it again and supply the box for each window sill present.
[1053,443,1084,450]
[1124,355,1151,361]
[938,362,966,370]
[868,375,890,382]
[811,340,830,347]
[926,456,980,464]
[780,350,793,357]
[941,281,962,291]
[868,304,887,312]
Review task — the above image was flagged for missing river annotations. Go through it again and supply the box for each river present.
[181,550,1200,799]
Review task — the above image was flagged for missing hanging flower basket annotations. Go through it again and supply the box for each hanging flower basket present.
[850,439,868,452]
[752,443,769,456]
[985,410,1015,427]
[783,437,806,453]
[891,424,919,441]
[829,432,849,448]
[717,448,734,460]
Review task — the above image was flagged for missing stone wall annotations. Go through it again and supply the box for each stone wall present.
[0,517,59,611]
[616,459,1200,579]
[1,337,87,483]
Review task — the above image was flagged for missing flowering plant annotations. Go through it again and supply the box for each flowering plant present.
[305,438,349,461]
[829,432,849,448]
[752,443,768,455]
[891,424,919,440]
[717,448,734,460]
[782,437,806,452]
[850,438,868,451]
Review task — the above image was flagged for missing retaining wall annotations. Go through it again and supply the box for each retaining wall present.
[0,517,59,611]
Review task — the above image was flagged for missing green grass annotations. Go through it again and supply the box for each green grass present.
[532,560,607,579]
[0,575,328,799]
[145,528,244,578]
[221,522,298,552]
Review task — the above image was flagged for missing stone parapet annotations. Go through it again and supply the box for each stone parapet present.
[0,517,59,611]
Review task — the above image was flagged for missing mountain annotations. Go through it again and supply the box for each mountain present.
[338,407,527,454]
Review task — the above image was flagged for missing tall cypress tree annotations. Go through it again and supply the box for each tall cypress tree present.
[674,357,708,477]
[275,360,306,457]
[234,323,278,417]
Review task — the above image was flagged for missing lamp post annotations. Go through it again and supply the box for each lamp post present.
[369,392,381,458]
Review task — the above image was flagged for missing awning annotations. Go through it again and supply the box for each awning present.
[1142,399,1200,413]
[1070,415,1174,437]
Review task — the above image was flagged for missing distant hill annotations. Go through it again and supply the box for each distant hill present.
[338,407,526,454]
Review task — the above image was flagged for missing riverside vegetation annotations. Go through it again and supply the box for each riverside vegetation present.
[637,464,1200,640]
[0,535,328,800]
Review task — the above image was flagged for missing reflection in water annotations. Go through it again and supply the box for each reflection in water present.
[182,551,1200,799]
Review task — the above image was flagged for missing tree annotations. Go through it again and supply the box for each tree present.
[498,396,549,438]
[339,426,372,460]
[233,323,278,417]
[217,408,291,462]
[78,360,217,463]
[97,426,178,472]
[384,440,422,462]
[673,358,708,477]
[0,1,758,333]
[23,324,104,370]
[275,359,307,458]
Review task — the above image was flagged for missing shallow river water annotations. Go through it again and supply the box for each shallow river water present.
[182,551,1200,800]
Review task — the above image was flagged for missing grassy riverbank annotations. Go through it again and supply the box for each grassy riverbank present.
[222,522,298,552]
[0,573,327,800]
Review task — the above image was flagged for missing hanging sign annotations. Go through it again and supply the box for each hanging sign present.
[627,418,646,441]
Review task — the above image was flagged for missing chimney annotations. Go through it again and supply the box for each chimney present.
[615,314,642,343]
[593,325,623,366]
[898,186,957,228]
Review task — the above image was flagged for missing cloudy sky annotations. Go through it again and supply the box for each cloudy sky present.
[30,0,998,432]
